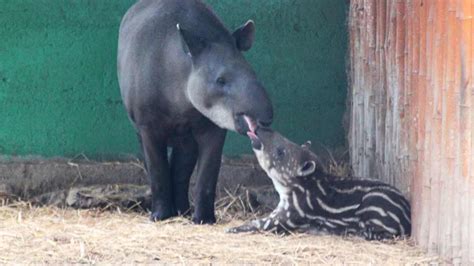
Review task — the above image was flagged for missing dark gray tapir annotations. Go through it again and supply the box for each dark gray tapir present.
[117,0,273,224]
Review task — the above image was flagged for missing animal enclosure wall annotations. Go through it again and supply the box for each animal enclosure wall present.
[348,0,473,263]
[0,0,348,159]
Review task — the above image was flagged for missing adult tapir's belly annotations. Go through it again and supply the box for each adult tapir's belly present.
[118,0,194,127]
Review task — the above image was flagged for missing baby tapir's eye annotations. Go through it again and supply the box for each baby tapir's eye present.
[216,77,226,86]
[276,147,285,158]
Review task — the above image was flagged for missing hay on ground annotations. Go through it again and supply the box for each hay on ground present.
[0,154,436,264]
[0,201,442,264]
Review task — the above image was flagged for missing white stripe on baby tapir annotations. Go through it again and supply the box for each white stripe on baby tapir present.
[333,185,404,197]
[299,224,310,229]
[355,206,388,217]
[305,214,349,226]
[305,191,314,210]
[292,191,306,217]
[286,219,297,228]
[294,184,306,193]
[316,197,360,214]
[387,211,404,235]
[363,231,370,239]
[342,217,360,223]
[327,219,349,226]
[316,180,327,196]
[270,210,278,218]
[323,221,337,228]
[264,219,272,230]
[362,192,411,223]
[399,198,411,212]
[367,218,398,234]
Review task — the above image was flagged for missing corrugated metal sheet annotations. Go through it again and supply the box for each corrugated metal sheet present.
[348,0,473,263]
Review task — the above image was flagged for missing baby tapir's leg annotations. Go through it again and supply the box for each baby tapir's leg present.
[226,217,277,233]
[227,211,291,234]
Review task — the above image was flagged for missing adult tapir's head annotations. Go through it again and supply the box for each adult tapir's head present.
[177,20,273,134]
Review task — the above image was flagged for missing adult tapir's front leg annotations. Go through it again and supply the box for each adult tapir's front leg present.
[170,134,198,216]
[192,122,227,224]
[139,126,175,221]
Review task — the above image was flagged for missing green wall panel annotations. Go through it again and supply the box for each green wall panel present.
[0,0,348,159]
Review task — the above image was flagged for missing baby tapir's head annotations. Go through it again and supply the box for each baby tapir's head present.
[248,129,319,185]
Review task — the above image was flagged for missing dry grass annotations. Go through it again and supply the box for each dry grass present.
[0,154,439,264]
[0,201,442,264]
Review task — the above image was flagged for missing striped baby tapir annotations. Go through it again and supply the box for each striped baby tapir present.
[227,129,411,240]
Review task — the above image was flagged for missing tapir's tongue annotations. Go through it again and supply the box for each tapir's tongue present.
[243,115,262,149]
[247,131,257,140]
[243,115,257,134]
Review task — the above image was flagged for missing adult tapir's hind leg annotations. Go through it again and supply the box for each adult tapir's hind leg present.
[170,134,198,216]
[139,126,174,221]
[192,121,227,224]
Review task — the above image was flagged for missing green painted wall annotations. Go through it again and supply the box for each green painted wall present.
[0,0,348,159]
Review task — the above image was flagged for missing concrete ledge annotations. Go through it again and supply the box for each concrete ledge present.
[0,156,272,199]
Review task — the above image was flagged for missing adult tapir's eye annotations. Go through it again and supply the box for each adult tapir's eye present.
[276,147,285,158]
[216,77,226,86]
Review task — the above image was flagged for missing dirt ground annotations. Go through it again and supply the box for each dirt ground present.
[0,202,442,264]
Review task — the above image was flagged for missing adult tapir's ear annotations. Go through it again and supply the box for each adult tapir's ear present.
[297,160,316,177]
[232,20,255,51]
[177,24,207,58]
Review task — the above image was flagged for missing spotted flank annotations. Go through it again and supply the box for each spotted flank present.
[227,129,411,240]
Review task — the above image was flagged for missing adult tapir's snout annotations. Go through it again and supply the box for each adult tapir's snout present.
[252,85,273,127]
[234,82,273,135]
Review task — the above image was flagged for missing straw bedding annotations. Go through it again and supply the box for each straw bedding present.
[0,200,441,264]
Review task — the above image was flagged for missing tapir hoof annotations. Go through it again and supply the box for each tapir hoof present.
[191,214,216,225]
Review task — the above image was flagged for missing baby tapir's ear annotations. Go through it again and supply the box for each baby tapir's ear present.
[301,140,312,149]
[232,20,255,51]
[177,24,208,58]
[297,160,316,177]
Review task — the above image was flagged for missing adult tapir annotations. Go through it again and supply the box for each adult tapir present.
[117,0,273,224]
